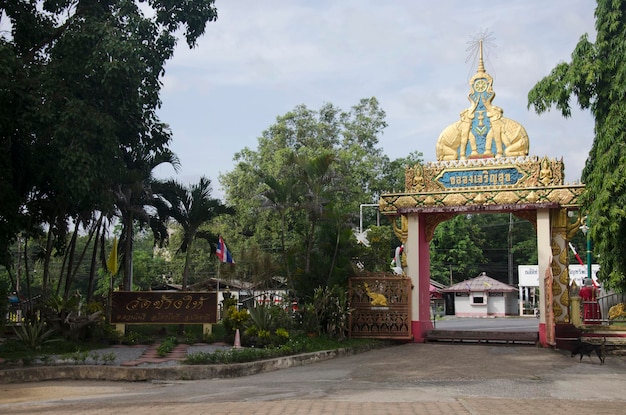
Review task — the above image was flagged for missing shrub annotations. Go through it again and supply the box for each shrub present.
[222,306,249,337]
[13,320,59,350]
[121,330,153,345]
[297,304,320,335]
[157,336,178,357]
[313,285,350,339]
[242,305,295,348]
[247,305,272,331]
[184,335,386,365]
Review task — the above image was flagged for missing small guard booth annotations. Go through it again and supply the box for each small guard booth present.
[444,272,518,317]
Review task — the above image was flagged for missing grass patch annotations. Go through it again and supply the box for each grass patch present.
[0,336,109,364]
[185,335,391,365]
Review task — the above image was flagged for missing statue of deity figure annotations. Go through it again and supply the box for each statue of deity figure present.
[435,39,530,161]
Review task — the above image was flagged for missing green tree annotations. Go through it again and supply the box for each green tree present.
[0,1,219,293]
[375,151,424,194]
[293,151,341,275]
[429,215,487,285]
[152,177,233,289]
[114,150,179,290]
[220,98,391,297]
[257,172,300,280]
[527,0,626,291]
[471,213,537,282]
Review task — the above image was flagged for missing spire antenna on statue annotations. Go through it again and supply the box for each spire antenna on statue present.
[466,30,495,76]
[478,39,485,73]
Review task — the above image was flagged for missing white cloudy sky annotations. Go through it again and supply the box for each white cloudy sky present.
[154,0,598,198]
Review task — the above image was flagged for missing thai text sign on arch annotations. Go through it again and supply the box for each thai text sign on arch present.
[111,292,218,324]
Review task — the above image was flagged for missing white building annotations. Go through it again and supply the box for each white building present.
[444,272,518,317]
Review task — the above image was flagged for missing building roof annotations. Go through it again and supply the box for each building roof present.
[444,272,517,293]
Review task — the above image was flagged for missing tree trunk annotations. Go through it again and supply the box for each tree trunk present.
[63,225,79,300]
[42,230,54,293]
[328,226,341,283]
[182,240,194,289]
[123,212,134,291]
[280,213,291,278]
[87,216,103,302]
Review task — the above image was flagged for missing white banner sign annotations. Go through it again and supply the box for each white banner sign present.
[518,264,600,287]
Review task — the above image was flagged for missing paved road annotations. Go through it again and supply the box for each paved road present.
[433,316,539,331]
[1,341,624,415]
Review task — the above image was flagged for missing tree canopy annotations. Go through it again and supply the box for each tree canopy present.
[219,98,414,298]
[528,0,626,291]
[0,0,218,296]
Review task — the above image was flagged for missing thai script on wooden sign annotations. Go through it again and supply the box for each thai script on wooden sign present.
[437,166,523,188]
[111,291,218,324]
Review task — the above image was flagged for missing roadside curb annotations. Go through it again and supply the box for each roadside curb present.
[0,348,351,384]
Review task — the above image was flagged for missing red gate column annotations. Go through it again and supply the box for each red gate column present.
[406,213,433,342]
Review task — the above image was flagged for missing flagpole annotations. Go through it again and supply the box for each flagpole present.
[217,260,221,319]
[217,260,221,292]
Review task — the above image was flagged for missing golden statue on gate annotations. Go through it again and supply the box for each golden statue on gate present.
[436,35,530,161]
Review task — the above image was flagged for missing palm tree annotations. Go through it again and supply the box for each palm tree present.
[113,149,180,290]
[293,152,339,274]
[257,172,300,279]
[152,177,233,289]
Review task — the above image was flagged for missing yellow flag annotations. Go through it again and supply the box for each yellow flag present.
[107,237,118,275]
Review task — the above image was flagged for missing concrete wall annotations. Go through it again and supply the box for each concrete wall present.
[454,292,517,317]
[487,295,505,316]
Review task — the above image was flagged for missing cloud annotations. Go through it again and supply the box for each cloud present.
[156,0,598,197]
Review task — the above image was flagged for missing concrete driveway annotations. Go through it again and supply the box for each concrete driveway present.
[1,342,625,415]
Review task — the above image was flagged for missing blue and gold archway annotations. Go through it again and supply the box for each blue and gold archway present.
[379,39,585,347]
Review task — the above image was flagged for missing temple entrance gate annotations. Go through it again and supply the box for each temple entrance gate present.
[378,40,585,347]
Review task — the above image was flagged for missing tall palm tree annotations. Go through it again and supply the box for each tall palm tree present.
[113,149,179,290]
[293,152,339,274]
[152,177,233,289]
[257,172,300,279]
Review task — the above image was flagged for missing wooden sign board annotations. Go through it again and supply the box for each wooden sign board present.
[111,291,218,324]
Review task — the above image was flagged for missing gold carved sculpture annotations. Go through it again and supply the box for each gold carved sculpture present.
[435,39,530,161]
[363,283,388,307]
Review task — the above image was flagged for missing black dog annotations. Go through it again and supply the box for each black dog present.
[571,337,606,365]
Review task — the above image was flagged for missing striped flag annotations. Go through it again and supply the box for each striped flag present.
[216,236,235,264]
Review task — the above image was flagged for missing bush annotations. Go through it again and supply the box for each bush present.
[313,285,350,339]
[296,304,319,336]
[242,304,294,348]
[184,335,388,365]
[157,336,178,357]
[120,330,154,345]
[222,306,249,338]
[13,320,59,350]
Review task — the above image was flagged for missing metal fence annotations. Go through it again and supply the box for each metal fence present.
[581,291,626,325]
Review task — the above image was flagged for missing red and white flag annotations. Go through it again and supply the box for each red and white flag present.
[568,242,584,266]
[216,236,235,264]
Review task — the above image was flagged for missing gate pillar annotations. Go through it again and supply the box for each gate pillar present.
[536,209,553,346]
[406,213,434,342]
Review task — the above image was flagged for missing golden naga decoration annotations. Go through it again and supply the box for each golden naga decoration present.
[436,38,529,161]
[390,214,408,244]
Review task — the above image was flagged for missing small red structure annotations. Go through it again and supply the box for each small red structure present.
[579,278,601,324]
